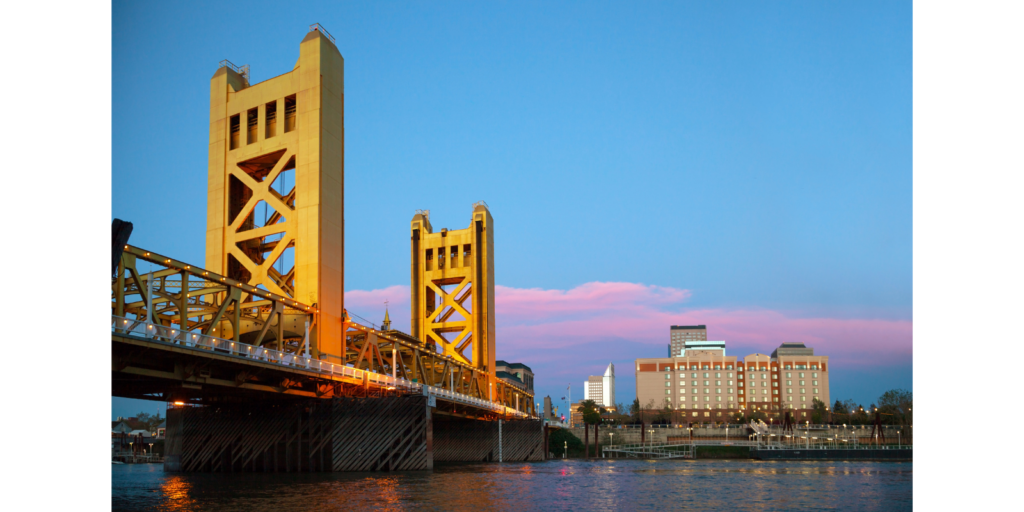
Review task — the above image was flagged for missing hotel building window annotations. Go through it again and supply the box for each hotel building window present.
[704,372,709,378]
[716,373,721,378]
[692,381,697,386]
[704,380,709,386]
[773,382,778,387]
[801,396,806,402]
[813,388,818,394]
[716,396,722,402]
[703,389,709,394]
[727,388,733,393]
[666,390,671,395]
[762,389,768,395]
[800,389,805,394]
[691,373,697,378]
[813,373,818,378]
[665,382,670,387]
[800,373,805,378]
[812,381,818,386]
[786,372,792,378]
[704,396,710,402]
[727,380,733,385]
[692,397,698,402]
[728,396,734,402]
[716,380,721,386]
[787,388,792,394]
[692,389,697,394]
[716,388,721,394]
[665,374,670,380]
[800,380,804,385]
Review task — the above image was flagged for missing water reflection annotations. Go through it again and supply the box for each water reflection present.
[113,459,911,511]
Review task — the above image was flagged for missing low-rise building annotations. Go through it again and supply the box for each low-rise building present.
[636,341,830,421]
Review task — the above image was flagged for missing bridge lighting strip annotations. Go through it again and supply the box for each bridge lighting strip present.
[112,315,533,418]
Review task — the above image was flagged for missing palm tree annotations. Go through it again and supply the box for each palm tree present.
[580,399,601,459]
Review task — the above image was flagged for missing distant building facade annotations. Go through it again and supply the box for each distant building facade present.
[584,363,615,407]
[495,360,534,392]
[636,341,830,421]
[669,325,707,357]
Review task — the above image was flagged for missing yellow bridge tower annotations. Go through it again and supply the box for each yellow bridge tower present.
[205,25,344,359]
[410,204,497,395]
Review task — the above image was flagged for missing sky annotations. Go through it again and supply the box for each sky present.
[111,1,912,419]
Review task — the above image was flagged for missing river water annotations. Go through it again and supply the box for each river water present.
[113,459,911,511]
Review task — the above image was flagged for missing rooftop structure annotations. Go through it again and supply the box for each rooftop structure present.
[670,325,707,357]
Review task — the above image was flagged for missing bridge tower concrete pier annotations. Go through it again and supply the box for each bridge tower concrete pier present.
[164,396,433,472]
[162,397,544,472]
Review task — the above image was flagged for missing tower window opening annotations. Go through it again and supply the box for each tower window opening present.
[450,246,459,268]
[284,95,297,132]
[265,101,277,138]
[229,114,240,149]
[425,249,433,271]
[246,107,258,145]
[437,246,445,269]
[463,244,471,264]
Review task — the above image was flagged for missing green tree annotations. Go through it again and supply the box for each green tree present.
[832,399,849,415]
[580,399,601,458]
[811,398,827,424]
[629,398,640,419]
[133,411,164,432]
[877,389,912,437]
[549,429,584,458]
[580,399,601,425]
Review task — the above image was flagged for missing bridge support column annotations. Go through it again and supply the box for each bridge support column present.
[163,407,183,472]
[163,396,431,472]
[432,417,543,462]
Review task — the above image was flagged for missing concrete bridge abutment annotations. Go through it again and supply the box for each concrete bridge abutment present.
[432,417,545,463]
[164,396,432,472]
[163,396,544,472]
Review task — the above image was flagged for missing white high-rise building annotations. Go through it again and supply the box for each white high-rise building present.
[584,363,616,407]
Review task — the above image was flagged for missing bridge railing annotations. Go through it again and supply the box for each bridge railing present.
[112,315,529,418]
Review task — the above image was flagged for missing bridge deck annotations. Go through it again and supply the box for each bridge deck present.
[113,316,528,419]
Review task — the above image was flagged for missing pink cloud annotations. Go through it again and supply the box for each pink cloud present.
[346,282,912,369]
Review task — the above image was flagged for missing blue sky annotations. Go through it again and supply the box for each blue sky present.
[112,1,911,419]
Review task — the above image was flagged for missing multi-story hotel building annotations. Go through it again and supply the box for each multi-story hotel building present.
[636,341,829,421]
[669,325,707,357]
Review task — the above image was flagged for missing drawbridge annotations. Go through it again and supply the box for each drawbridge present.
[111,25,541,472]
